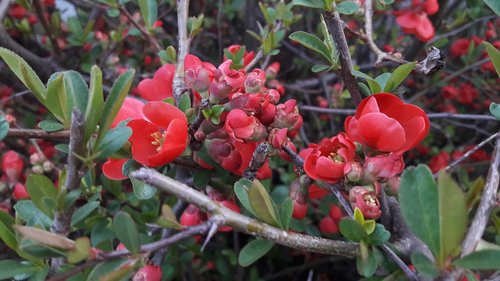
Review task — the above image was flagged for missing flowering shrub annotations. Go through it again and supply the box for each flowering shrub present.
[0,0,499,280]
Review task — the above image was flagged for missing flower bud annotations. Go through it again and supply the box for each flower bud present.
[363,153,404,182]
[133,265,162,281]
[244,69,266,93]
[328,205,343,221]
[30,153,44,165]
[349,186,381,219]
[180,204,205,226]
[32,165,44,175]
[268,128,288,149]
[343,161,363,182]
[319,216,339,234]
[13,183,29,200]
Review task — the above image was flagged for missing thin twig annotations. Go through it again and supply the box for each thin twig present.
[323,10,362,106]
[429,15,497,44]
[119,6,161,51]
[131,168,359,256]
[439,132,499,176]
[33,0,61,59]
[172,0,192,104]
[6,128,71,139]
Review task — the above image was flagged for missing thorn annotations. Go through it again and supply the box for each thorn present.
[201,221,219,251]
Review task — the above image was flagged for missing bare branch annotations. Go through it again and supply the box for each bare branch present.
[323,10,362,106]
[6,128,71,140]
[172,0,192,104]
[243,142,269,180]
[131,168,359,256]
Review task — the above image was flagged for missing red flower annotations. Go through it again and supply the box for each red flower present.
[363,153,405,181]
[319,217,339,235]
[441,85,459,100]
[12,183,29,200]
[218,60,246,89]
[9,4,27,19]
[224,45,255,67]
[304,133,356,183]
[450,38,471,58]
[345,93,430,153]
[224,109,267,142]
[111,97,145,128]
[396,11,435,42]
[184,54,216,93]
[133,265,162,281]
[127,102,188,167]
[329,205,343,221]
[2,150,24,184]
[349,186,381,219]
[180,204,206,226]
[137,64,176,101]
[102,159,128,180]
[456,83,478,105]
[271,99,303,138]
[244,69,266,93]
[429,151,450,173]
[308,184,330,199]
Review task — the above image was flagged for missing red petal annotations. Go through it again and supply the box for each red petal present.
[415,15,435,42]
[314,156,344,183]
[184,54,203,70]
[137,79,161,101]
[148,118,188,166]
[128,119,161,166]
[142,101,188,129]
[112,97,145,127]
[397,116,428,153]
[103,159,128,180]
[357,112,406,152]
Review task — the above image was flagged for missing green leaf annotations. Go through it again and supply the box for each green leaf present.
[484,41,500,77]
[63,71,89,116]
[384,62,416,92]
[399,165,440,257]
[289,31,333,63]
[363,220,376,235]
[178,93,192,113]
[84,65,104,142]
[113,211,140,254]
[374,73,391,92]
[490,102,500,120]
[336,1,360,15]
[248,179,281,227]
[87,260,129,281]
[156,204,182,230]
[38,120,65,132]
[67,237,90,264]
[95,125,132,159]
[411,252,439,278]
[453,250,500,270]
[437,172,467,265]
[311,64,330,73]
[356,246,377,277]
[238,239,274,267]
[354,207,365,225]
[45,73,68,124]
[0,260,38,280]
[14,201,52,228]
[291,0,325,9]
[482,0,500,16]
[367,224,390,246]
[339,218,368,242]
[96,69,135,146]
[234,179,258,217]
[0,211,17,250]
[70,201,100,226]
[280,197,293,230]
[131,177,156,200]
[25,174,58,218]
[351,69,381,93]
[0,115,9,141]
[138,0,158,30]
[0,47,46,102]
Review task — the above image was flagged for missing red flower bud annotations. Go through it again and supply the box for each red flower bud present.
[266,62,280,78]
[363,153,404,181]
[13,183,29,200]
[268,128,288,149]
[133,265,162,281]
[349,186,381,219]
[180,204,205,226]
[328,205,343,221]
[319,217,339,234]
[244,69,266,93]
[2,150,24,184]
[224,109,268,142]
[289,179,308,219]
[218,60,246,90]
[272,99,303,138]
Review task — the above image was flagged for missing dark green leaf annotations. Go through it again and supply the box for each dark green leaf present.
[107,8,120,17]
[351,69,381,93]
[356,247,377,277]
[453,250,500,269]
[71,201,100,226]
[38,120,65,132]
[374,73,391,93]
[138,0,158,29]
[484,42,500,77]
[113,211,140,254]
[95,125,132,159]
[411,252,439,278]
[289,31,333,63]
[482,0,500,16]
[63,71,89,116]
[45,73,68,124]
[0,48,46,102]
[248,179,281,227]
[291,0,324,9]
[67,237,90,264]
[87,260,129,281]
[384,62,416,92]
[311,64,330,73]
[437,172,467,264]
[280,197,293,230]
[96,69,135,146]
[55,144,69,154]
[339,218,368,242]
[25,174,58,218]
[131,177,156,200]
[0,260,37,279]
[178,93,192,113]
[14,200,52,228]
[368,224,390,246]
[336,1,360,15]
[0,211,17,250]
[0,115,9,141]
[238,239,274,267]
[84,65,104,142]
[399,165,440,257]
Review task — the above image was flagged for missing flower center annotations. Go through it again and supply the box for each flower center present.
[329,152,344,163]
[150,131,167,152]
[363,194,378,206]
